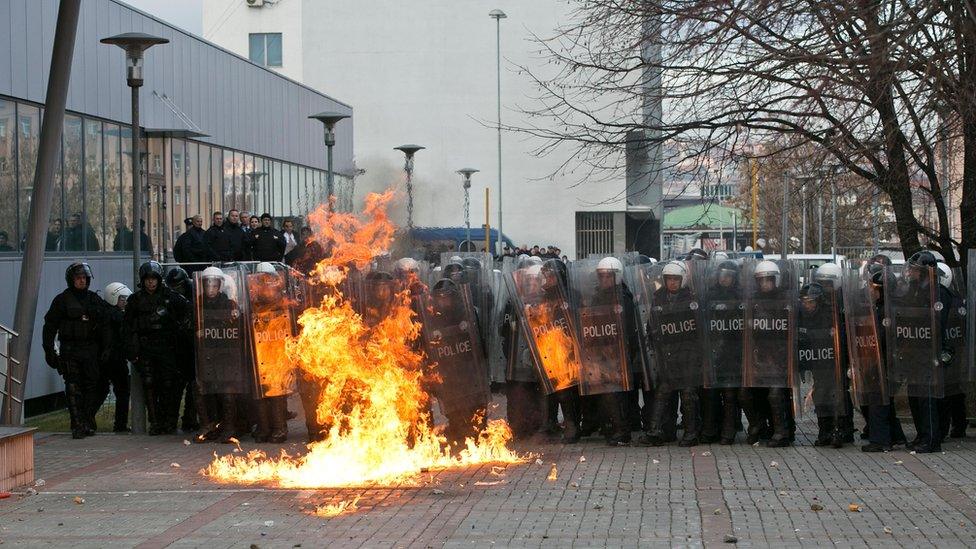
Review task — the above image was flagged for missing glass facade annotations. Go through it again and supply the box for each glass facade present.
[0,95,332,257]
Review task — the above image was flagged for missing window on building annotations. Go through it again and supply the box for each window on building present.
[575,212,615,259]
[249,33,282,67]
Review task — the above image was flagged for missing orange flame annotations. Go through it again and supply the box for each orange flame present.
[525,300,580,391]
[204,190,528,490]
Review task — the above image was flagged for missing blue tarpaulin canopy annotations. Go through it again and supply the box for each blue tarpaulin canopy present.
[408,227,515,249]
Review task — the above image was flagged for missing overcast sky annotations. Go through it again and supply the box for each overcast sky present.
[121,0,203,36]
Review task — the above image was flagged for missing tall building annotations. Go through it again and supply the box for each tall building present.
[0,0,352,411]
[203,0,649,258]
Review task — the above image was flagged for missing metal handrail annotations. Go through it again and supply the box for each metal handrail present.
[0,323,18,337]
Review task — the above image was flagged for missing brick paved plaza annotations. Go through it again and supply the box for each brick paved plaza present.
[3,399,976,548]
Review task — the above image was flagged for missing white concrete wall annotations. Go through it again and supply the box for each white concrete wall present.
[203,0,304,82]
[204,0,629,258]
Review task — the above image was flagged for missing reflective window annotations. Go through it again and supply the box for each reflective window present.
[187,141,199,228]
[249,33,282,67]
[210,146,222,214]
[84,119,105,251]
[17,105,40,250]
[171,139,185,244]
[243,153,255,213]
[0,100,15,251]
[104,124,122,251]
[223,149,235,210]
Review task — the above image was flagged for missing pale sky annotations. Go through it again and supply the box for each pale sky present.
[120,0,203,37]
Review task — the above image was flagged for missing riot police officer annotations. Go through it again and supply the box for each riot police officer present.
[164,267,199,432]
[124,261,189,435]
[42,263,112,438]
[93,282,132,432]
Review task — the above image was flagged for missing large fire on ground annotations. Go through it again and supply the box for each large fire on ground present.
[204,191,528,489]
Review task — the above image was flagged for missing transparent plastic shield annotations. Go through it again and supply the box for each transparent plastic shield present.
[485,268,509,384]
[506,267,581,394]
[195,266,249,394]
[796,284,845,418]
[360,273,398,327]
[842,263,887,407]
[642,261,707,389]
[884,265,943,398]
[943,267,969,396]
[742,260,798,391]
[624,264,653,390]
[285,266,311,333]
[700,261,745,389]
[245,267,297,398]
[420,284,491,418]
[568,260,632,395]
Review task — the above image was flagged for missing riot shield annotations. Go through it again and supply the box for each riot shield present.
[641,261,707,390]
[567,259,632,395]
[842,262,887,407]
[624,264,652,390]
[700,260,745,389]
[742,259,798,391]
[195,266,250,394]
[943,266,969,397]
[796,283,845,418]
[285,266,311,332]
[360,271,398,327]
[245,264,297,398]
[505,266,581,394]
[884,265,943,398]
[420,283,491,418]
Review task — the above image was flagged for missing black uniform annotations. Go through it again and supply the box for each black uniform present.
[165,270,199,432]
[43,278,111,438]
[94,303,131,432]
[224,221,247,261]
[204,224,234,262]
[173,226,213,270]
[124,265,190,435]
[248,226,286,262]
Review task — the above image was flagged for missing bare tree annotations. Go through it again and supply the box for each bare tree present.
[515,0,976,265]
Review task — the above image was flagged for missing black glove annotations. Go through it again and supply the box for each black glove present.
[99,348,112,364]
[44,349,61,372]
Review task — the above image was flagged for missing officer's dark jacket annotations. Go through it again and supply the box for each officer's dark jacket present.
[248,226,286,262]
[205,224,234,261]
[224,222,247,261]
[42,288,111,355]
[174,226,212,264]
[123,286,189,361]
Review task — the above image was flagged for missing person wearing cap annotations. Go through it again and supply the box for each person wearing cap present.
[247,213,286,262]
[93,282,133,432]
[42,263,112,438]
[124,261,190,435]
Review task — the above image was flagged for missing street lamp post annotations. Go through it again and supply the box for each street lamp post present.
[309,112,349,212]
[101,33,168,436]
[101,33,169,286]
[489,9,506,256]
[395,145,425,231]
[457,168,479,248]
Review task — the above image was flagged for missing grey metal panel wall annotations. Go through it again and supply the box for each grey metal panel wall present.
[0,256,140,400]
[0,0,353,173]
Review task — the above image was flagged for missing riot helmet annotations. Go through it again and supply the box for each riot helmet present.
[813,263,842,286]
[138,261,164,284]
[65,262,93,289]
[754,260,780,291]
[442,262,466,284]
[937,262,953,288]
[685,248,709,261]
[662,261,687,292]
[799,282,824,312]
[541,259,568,290]
[717,260,739,288]
[201,266,224,298]
[104,282,132,307]
[164,267,190,292]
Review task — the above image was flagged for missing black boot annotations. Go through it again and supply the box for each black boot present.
[766,389,791,447]
[142,369,162,436]
[253,398,272,442]
[739,388,764,445]
[218,393,241,443]
[269,396,289,443]
[699,388,722,443]
[555,389,581,443]
[64,379,87,439]
[194,386,220,443]
[602,392,630,446]
[814,416,833,446]
[181,381,199,432]
[640,385,675,446]
[678,388,701,447]
[719,389,738,445]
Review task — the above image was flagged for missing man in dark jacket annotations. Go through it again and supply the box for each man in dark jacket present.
[173,215,212,271]
[205,211,233,262]
[124,261,190,435]
[43,263,112,438]
[113,218,153,253]
[62,213,100,252]
[247,213,286,262]
[224,209,247,261]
